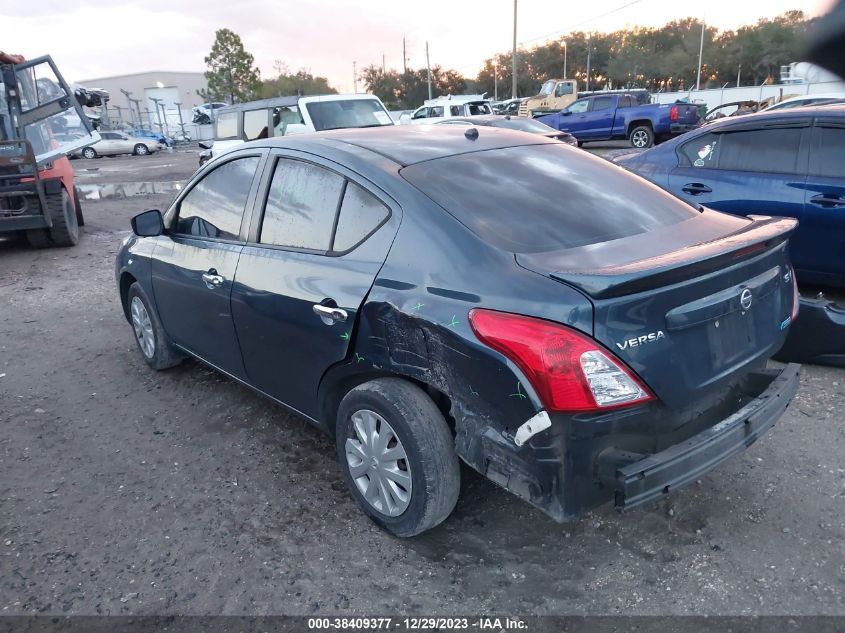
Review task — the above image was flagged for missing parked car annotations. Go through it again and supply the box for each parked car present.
[403,94,493,124]
[436,114,578,145]
[128,127,174,146]
[206,93,394,161]
[537,93,700,147]
[75,131,161,158]
[762,93,845,112]
[192,102,228,125]
[492,98,524,115]
[615,105,845,289]
[117,125,799,536]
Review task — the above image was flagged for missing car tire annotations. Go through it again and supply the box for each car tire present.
[629,125,654,148]
[134,144,150,156]
[126,282,183,371]
[335,378,460,537]
[81,147,97,159]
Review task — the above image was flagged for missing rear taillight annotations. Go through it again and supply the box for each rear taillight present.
[790,266,800,321]
[670,105,678,121]
[468,309,654,413]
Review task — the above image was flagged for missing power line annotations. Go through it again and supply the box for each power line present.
[519,0,644,46]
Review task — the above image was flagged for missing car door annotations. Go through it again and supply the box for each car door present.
[558,98,592,135]
[230,151,400,418]
[97,132,121,155]
[115,134,136,154]
[580,96,615,139]
[667,121,809,236]
[798,117,845,285]
[151,150,266,377]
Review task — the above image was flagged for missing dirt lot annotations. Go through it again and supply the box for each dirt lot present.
[1,149,843,617]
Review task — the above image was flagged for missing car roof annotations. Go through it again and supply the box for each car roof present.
[702,103,845,132]
[247,124,553,167]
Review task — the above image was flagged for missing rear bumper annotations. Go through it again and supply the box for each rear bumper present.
[669,123,699,134]
[775,296,845,367]
[605,363,800,510]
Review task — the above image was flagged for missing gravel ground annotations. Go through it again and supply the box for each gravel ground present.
[0,150,843,617]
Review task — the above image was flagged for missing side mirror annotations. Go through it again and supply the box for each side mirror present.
[131,209,164,237]
[562,111,572,116]
[198,141,212,150]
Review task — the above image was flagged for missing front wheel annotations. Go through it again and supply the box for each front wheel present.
[134,143,150,156]
[629,125,654,148]
[336,378,460,537]
[127,282,183,370]
[81,147,97,159]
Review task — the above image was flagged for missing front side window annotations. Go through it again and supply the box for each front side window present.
[566,99,589,114]
[333,182,390,252]
[215,111,238,139]
[450,105,461,116]
[273,105,302,136]
[467,102,491,115]
[539,80,556,96]
[811,125,845,178]
[412,107,428,119]
[554,82,573,97]
[260,159,345,250]
[591,97,613,112]
[243,109,269,140]
[174,156,260,240]
[717,128,803,174]
[429,106,444,118]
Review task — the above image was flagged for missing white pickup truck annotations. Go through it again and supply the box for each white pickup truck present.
[201,93,394,163]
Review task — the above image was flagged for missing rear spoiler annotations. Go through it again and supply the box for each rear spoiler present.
[546,216,797,299]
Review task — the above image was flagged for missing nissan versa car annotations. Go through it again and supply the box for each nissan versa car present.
[116,125,800,537]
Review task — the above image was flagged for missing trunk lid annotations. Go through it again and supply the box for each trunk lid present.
[516,211,797,409]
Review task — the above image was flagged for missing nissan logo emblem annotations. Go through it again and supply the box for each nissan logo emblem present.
[740,288,753,311]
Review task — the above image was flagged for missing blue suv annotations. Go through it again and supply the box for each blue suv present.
[616,105,845,289]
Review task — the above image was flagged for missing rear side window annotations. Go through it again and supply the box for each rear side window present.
[333,183,390,252]
[260,159,345,250]
[717,128,802,174]
[215,111,238,139]
[402,144,697,253]
[175,156,259,239]
[812,125,845,178]
[591,97,613,112]
[679,132,720,168]
[243,109,269,140]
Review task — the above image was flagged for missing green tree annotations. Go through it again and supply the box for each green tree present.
[259,61,337,98]
[200,28,261,104]
[361,65,469,109]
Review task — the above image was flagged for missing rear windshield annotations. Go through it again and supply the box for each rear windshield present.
[305,99,393,131]
[401,144,698,253]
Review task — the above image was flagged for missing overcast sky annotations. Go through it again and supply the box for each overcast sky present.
[2,0,835,91]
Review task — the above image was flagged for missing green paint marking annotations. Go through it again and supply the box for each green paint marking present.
[412,302,424,311]
[354,353,365,364]
[509,383,527,400]
[448,315,459,328]
[340,332,350,341]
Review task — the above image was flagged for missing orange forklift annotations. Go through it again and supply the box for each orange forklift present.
[0,55,98,247]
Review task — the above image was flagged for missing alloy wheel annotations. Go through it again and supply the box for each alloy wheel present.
[345,409,412,517]
[130,296,155,359]
[632,130,650,148]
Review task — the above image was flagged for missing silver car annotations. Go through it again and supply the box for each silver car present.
[76,131,161,159]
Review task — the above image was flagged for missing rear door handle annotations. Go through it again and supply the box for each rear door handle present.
[809,194,845,208]
[201,269,224,290]
[682,183,712,195]
[313,304,348,324]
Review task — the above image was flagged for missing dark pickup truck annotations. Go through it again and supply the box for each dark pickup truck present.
[537,93,700,148]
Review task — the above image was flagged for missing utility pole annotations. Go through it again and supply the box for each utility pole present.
[403,36,407,73]
[382,53,386,74]
[586,33,592,91]
[562,41,567,79]
[737,63,742,87]
[494,59,498,102]
[696,17,706,91]
[511,0,518,99]
[426,41,432,100]
[353,61,357,93]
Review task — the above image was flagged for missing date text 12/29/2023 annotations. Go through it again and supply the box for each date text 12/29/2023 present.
[307,617,528,630]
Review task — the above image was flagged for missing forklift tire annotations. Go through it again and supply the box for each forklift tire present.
[47,189,80,246]
[73,186,85,226]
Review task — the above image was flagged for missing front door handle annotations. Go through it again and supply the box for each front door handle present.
[809,194,845,208]
[682,182,712,195]
[313,304,348,324]
[201,269,224,290]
